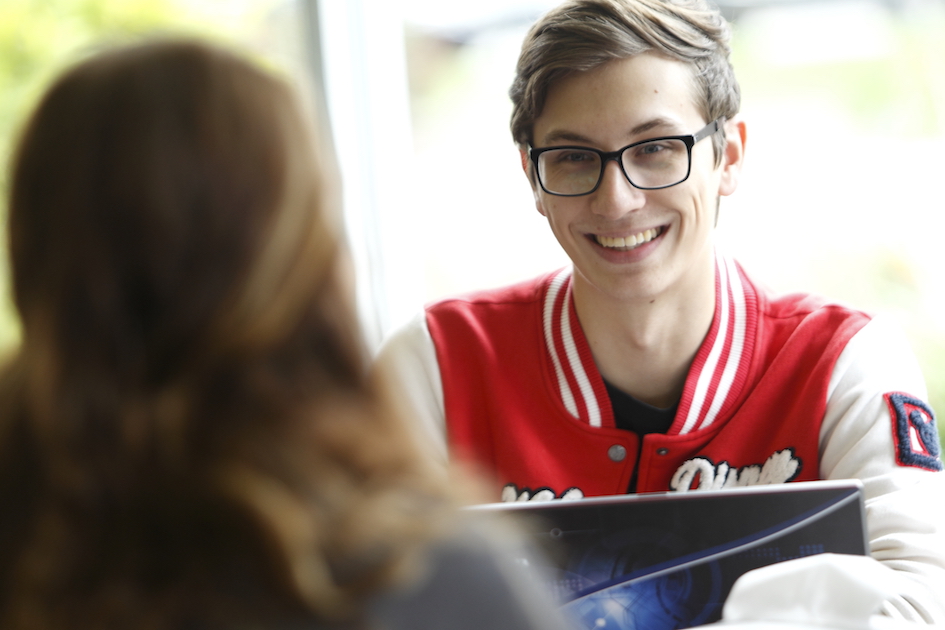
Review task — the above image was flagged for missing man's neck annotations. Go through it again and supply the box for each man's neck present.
[571,259,716,409]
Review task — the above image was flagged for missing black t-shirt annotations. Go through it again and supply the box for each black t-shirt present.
[604,380,677,492]
[604,380,676,435]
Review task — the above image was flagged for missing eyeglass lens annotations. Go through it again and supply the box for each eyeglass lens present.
[537,138,691,195]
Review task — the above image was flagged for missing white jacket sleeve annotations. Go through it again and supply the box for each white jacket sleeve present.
[375,312,449,462]
[820,316,945,623]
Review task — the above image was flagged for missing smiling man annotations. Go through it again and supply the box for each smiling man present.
[378,0,945,621]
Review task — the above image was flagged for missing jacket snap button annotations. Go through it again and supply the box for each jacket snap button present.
[656,447,669,456]
[608,444,627,462]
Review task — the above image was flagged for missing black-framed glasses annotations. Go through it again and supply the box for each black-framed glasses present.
[528,119,722,197]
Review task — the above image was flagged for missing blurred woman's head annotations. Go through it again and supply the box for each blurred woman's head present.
[0,38,442,628]
[10,37,346,408]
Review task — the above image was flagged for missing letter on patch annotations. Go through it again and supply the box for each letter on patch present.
[885,392,943,472]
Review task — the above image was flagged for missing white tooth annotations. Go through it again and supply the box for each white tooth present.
[599,231,663,249]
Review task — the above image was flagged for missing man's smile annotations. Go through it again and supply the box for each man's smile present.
[593,226,664,251]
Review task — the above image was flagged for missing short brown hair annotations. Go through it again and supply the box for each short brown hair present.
[509,0,740,159]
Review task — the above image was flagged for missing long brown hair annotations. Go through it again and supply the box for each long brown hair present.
[0,38,444,628]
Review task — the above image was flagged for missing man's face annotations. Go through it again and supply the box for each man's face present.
[526,52,743,305]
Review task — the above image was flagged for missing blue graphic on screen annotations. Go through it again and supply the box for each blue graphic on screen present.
[551,527,724,630]
[518,487,866,630]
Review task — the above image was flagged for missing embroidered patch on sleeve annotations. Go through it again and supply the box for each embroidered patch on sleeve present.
[885,392,943,471]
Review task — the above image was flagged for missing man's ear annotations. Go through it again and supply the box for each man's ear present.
[718,118,747,197]
[519,147,546,215]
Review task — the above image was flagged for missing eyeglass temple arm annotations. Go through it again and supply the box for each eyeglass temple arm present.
[695,118,723,142]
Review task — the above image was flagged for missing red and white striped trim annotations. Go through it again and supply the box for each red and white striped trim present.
[676,253,754,434]
[542,268,604,427]
[543,270,579,419]
[541,254,755,433]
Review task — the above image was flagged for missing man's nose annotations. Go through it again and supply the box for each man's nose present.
[590,159,646,218]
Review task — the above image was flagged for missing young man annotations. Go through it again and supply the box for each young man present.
[379,0,945,621]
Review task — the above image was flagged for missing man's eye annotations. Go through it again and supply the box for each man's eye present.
[554,150,595,163]
[637,142,667,156]
[632,140,685,159]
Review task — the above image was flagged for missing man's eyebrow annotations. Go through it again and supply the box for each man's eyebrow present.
[538,117,686,147]
[629,117,677,136]
[539,130,595,146]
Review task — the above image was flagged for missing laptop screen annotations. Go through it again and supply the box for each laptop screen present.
[470,480,867,630]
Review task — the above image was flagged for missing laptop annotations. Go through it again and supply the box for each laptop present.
[470,480,867,630]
